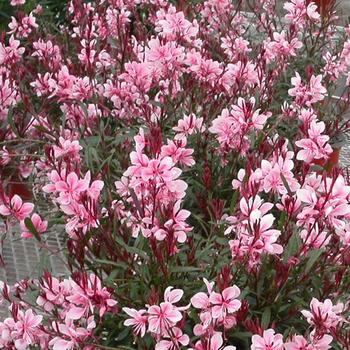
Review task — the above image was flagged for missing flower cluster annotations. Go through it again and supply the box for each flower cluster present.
[0,273,117,349]
[0,0,349,349]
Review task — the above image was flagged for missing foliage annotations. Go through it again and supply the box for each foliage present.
[0,0,350,349]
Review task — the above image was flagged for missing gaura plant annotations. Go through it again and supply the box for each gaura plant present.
[0,0,350,349]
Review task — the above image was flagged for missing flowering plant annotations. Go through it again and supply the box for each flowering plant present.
[0,0,350,349]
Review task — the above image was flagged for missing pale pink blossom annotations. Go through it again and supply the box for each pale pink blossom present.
[10,0,25,6]
[191,332,236,350]
[209,286,241,319]
[285,334,333,350]
[55,172,90,205]
[251,329,284,350]
[123,308,148,337]
[147,302,183,334]
[296,120,332,163]
[284,0,320,28]
[0,147,11,166]
[157,10,198,40]
[10,309,43,350]
[53,137,82,160]
[0,195,34,221]
[0,35,25,65]
[155,327,189,350]
[20,213,47,239]
[264,31,303,63]
[289,73,327,107]
[301,298,343,331]
[173,114,204,140]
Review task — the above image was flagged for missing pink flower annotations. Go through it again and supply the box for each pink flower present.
[285,334,333,350]
[209,98,269,155]
[210,332,236,350]
[173,114,204,140]
[209,286,241,319]
[123,308,148,337]
[12,309,43,350]
[8,12,38,38]
[251,329,284,350]
[185,53,223,86]
[191,279,241,338]
[0,35,25,65]
[285,335,310,350]
[220,61,258,91]
[239,196,274,223]
[193,332,236,350]
[10,0,25,6]
[145,37,175,63]
[164,201,192,243]
[309,334,333,350]
[155,327,189,350]
[157,10,198,40]
[264,31,303,63]
[164,286,184,304]
[36,275,69,312]
[300,224,330,249]
[288,73,326,107]
[284,0,320,28]
[161,139,195,167]
[221,36,251,60]
[246,214,283,256]
[301,298,343,331]
[191,279,214,316]
[0,195,34,221]
[49,318,95,350]
[296,120,332,163]
[0,147,11,166]
[66,274,117,319]
[141,157,174,183]
[87,179,104,200]
[20,213,47,239]
[55,172,90,205]
[147,302,182,334]
[120,62,152,93]
[53,137,82,160]
[32,39,62,69]
[191,291,210,309]
[0,74,20,120]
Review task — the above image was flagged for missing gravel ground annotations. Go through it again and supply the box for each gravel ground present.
[340,133,350,166]
[0,224,66,317]
[0,227,67,285]
[339,0,350,15]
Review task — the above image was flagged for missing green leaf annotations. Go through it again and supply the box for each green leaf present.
[261,307,271,329]
[281,174,293,196]
[191,213,209,235]
[37,250,51,276]
[113,326,130,342]
[229,190,239,212]
[78,101,89,118]
[195,242,214,260]
[95,259,128,269]
[284,232,301,260]
[149,100,164,108]
[7,107,20,137]
[114,236,150,261]
[277,212,287,231]
[33,124,51,135]
[170,266,202,273]
[305,249,324,274]
[24,217,42,242]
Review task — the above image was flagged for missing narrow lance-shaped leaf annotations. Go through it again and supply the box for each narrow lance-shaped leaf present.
[24,217,42,242]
